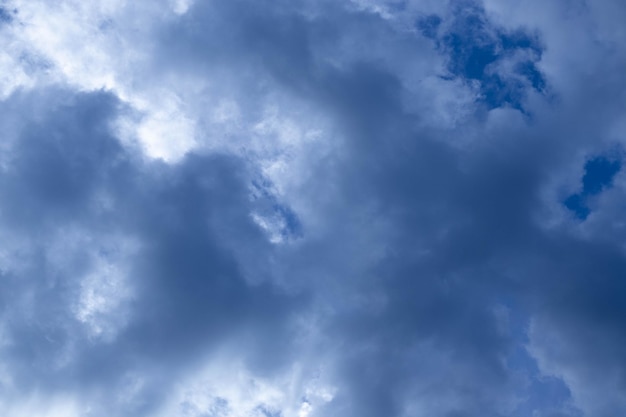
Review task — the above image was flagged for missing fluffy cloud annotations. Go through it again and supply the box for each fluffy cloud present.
[0,0,624,416]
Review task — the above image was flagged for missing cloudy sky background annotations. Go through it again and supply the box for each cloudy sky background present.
[0,0,624,416]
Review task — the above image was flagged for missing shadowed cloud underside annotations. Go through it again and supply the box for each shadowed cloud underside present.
[0,0,624,416]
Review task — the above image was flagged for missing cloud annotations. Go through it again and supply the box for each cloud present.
[0,87,303,415]
[0,0,624,416]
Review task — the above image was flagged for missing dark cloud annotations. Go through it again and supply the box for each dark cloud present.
[0,0,624,416]
[0,88,304,414]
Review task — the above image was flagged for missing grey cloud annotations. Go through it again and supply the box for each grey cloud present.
[0,0,625,416]
[149,0,626,415]
[0,88,304,415]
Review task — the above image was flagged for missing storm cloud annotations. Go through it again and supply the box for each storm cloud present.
[0,0,624,416]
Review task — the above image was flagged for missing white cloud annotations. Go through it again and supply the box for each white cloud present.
[0,394,84,417]
[156,354,335,417]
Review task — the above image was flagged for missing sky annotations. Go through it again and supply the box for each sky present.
[0,0,624,416]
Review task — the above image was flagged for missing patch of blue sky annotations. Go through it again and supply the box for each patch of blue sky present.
[418,3,546,112]
[564,156,622,220]
[250,177,303,241]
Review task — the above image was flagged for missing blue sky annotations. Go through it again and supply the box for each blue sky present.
[0,1,624,416]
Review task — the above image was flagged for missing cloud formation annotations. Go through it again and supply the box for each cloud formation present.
[0,0,624,416]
